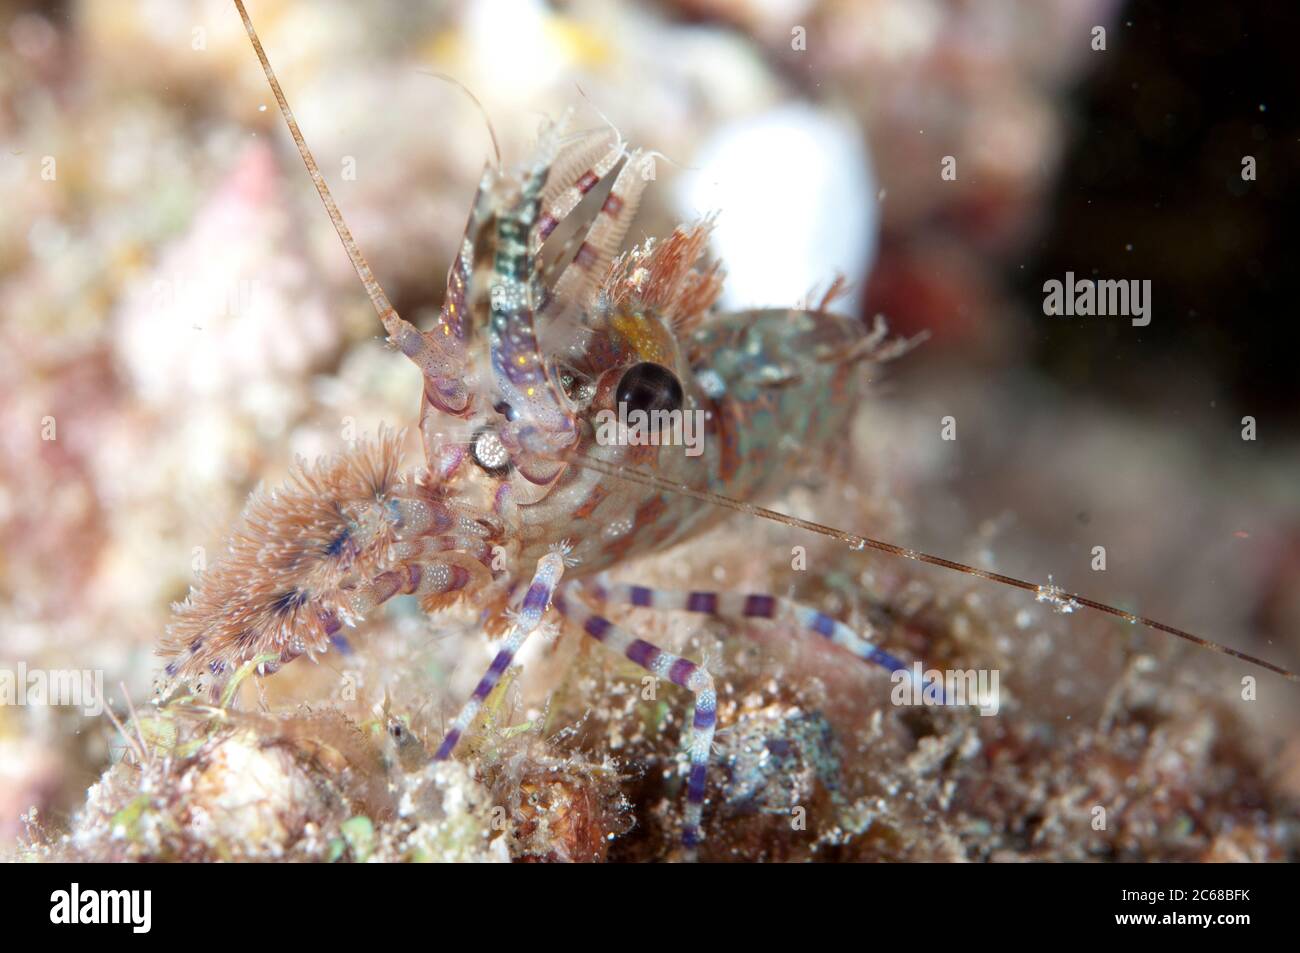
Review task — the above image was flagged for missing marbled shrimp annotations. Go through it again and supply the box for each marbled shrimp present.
[161,1,1300,857]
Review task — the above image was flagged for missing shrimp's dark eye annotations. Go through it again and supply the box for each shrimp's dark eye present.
[616,362,683,416]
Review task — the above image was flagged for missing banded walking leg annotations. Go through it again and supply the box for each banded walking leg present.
[553,588,717,852]
[432,546,572,760]
[339,555,483,620]
[579,580,932,692]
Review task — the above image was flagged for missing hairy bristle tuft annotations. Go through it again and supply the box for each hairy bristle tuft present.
[159,429,409,694]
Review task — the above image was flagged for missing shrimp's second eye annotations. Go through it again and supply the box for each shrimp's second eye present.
[616,362,683,416]
[471,428,511,476]
[558,367,596,406]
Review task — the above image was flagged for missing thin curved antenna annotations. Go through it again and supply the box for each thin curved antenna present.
[415,69,503,170]
[564,451,1300,683]
[573,84,627,158]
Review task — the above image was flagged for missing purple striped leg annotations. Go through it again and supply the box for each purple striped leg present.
[339,558,476,620]
[582,580,933,695]
[553,589,717,854]
[432,546,572,761]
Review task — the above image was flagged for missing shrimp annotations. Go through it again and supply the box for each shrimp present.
[161,1,1299,857]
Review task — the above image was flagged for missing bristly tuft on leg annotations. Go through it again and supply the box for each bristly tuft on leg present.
[159,429,411,697]
[550,538,581,568]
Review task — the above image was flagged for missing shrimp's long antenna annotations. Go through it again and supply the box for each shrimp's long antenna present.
[565,452,1300,683]
[233,0,406,342]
